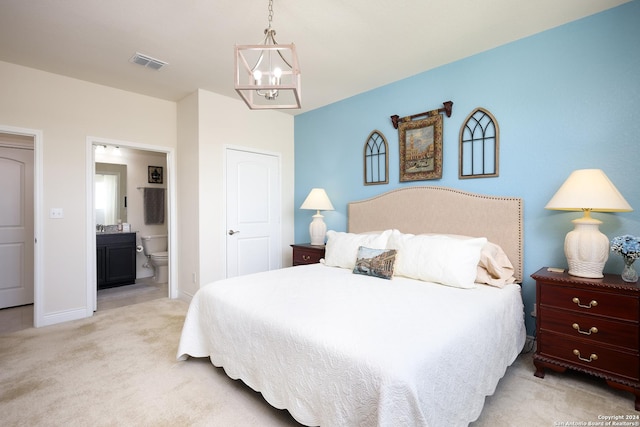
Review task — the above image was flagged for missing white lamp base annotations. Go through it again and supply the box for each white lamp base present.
[564,215,609,278]
[309,212,327,245]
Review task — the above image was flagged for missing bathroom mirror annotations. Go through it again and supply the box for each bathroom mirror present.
[95,162,127,225]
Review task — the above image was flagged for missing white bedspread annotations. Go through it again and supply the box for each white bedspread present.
[177,263,526,427]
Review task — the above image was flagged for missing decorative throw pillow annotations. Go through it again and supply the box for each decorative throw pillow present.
[324,230,392,269]
[352,246,397,280]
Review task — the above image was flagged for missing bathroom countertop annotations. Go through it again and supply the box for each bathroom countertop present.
[96,231,137,235]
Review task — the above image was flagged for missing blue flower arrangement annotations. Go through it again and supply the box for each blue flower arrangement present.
[611,235,640,261]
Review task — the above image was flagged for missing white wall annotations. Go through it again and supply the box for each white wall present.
[0,60,176,325]
[0,60,295,324]
[176,92,201,298]
[177,89,295,298]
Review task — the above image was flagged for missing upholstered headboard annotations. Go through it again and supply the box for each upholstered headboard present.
[348,186,523,282]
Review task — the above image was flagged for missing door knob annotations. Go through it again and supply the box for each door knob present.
[228,230,240,235]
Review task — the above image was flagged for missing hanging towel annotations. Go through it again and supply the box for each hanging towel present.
[144,188,165,225]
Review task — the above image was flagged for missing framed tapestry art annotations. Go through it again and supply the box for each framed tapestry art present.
[398,114,443,182]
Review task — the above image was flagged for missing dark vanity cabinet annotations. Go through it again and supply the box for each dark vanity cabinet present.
[96,232,136,289]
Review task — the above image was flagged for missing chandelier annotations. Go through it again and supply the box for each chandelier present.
[234,0,301,109]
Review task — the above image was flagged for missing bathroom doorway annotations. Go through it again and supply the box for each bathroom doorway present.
[87,137,176,312]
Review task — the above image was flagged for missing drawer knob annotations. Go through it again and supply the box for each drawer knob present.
[302,255,311,261]
[572,297,598,309]
[572,323,598,335]
[573,349,598,363]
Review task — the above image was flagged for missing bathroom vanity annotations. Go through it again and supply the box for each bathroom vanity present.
[96,232,136,289]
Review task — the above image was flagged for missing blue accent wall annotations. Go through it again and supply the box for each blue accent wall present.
[294,2,640,334]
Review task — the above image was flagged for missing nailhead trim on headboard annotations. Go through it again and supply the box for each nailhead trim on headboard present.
[348,186,523,282]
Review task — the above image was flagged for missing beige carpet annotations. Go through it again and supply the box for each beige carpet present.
[0,298,634,426]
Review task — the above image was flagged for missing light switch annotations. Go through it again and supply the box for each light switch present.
[50,208,64,219]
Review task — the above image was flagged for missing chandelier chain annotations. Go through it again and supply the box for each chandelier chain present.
[267,0,274,29]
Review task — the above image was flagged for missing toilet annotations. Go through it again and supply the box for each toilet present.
[140,235,168,283]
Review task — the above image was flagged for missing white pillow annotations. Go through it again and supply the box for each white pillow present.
[386,230,487,288]
[421,233,516,287]
[324,230,392,269]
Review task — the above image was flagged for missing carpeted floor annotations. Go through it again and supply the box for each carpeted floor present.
[0,298,634,426]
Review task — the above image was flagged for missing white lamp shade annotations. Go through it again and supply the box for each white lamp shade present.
[300,188,334,211]
[545,169,633,278]
[545,169,632,212]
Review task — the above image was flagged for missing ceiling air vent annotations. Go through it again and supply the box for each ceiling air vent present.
[130,52,168,70]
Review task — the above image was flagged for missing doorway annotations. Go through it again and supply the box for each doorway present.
[0,125,42,329]
[0,136,34,309]
[87,137,176,312]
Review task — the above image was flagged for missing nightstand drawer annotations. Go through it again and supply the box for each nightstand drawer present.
[540,331,639,381]
[540,285,639,321]
[540,306,639,351]
[291,244,325,266]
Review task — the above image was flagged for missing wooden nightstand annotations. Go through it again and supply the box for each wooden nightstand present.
[531,267,640,410]
[291,243,325,266]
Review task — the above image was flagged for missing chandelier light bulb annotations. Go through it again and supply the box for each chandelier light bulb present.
[252,70,262,84]
[272,67,282,86]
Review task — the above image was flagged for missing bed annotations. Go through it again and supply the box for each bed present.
[177,186,526,427]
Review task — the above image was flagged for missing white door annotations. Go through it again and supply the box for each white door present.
[0,146,34,308]
[226,148,281,278]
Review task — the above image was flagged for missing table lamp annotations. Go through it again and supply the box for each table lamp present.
[545,169,632,278]
[300,188,334,245]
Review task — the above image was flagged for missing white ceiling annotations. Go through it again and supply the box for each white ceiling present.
[0,0,629,114]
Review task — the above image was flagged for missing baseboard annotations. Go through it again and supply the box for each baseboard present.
[39,307,90,327]
[177,289,195,303]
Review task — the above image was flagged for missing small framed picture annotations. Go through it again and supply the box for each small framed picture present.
[148,166,163,184]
